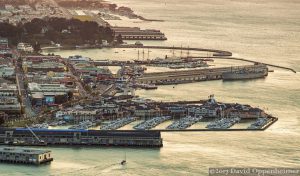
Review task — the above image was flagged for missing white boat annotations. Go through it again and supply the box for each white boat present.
[17,43,34,52]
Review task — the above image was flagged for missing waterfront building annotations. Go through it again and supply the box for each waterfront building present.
[112,27,167,40]
[55,105,100,122]
[0,147,53,165]
[134,104,160,119]
[227,105,266,119]
[0,128,163,147]
[188,106,210,117]
[55,102,121,121]
[163,105,186,117]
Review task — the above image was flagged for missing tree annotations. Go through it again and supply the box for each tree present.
[0,17,115,46]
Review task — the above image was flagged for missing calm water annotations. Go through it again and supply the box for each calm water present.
[3,0,300,175]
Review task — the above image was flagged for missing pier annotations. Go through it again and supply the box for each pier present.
[0,128,163,148]
[112,27,167,40]
[0,147,53,165]
[137,64,267,85]
[216,57,297,73]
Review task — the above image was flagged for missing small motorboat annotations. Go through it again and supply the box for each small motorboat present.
[120,152,126,165]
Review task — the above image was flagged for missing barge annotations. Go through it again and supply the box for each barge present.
[0,128,163,148]
[0,147,53,165]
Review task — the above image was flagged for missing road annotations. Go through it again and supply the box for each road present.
[48,0,73,18]
[15,57,36,118]
[84,11,109,26]
[65,60,93,99]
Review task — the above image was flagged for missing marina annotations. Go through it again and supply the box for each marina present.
[26,115,277,132]
[166,116,202,130]
[68,120,96,130]
[0,0,298,174]
[133,116,172,130]
[206,117,241,130]
[247,117,270,129]
[100,117,137,130]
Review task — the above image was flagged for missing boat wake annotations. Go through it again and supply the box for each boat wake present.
[50,162,126,176]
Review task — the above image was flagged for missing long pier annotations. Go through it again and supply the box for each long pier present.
[214,57,297,73]
[0,128,163,148]
[43,45,231,56]
[111,45,232,57]
[137,64,267,85]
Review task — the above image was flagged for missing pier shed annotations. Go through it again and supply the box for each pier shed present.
[0,147,53,165]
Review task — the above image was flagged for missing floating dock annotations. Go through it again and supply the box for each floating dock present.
[0,128,163,148]
[0,147,53,165]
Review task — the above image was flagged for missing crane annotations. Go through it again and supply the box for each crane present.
[26,125,46,145]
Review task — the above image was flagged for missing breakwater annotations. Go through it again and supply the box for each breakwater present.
[212,57,297,73]
[112,45,232,57]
